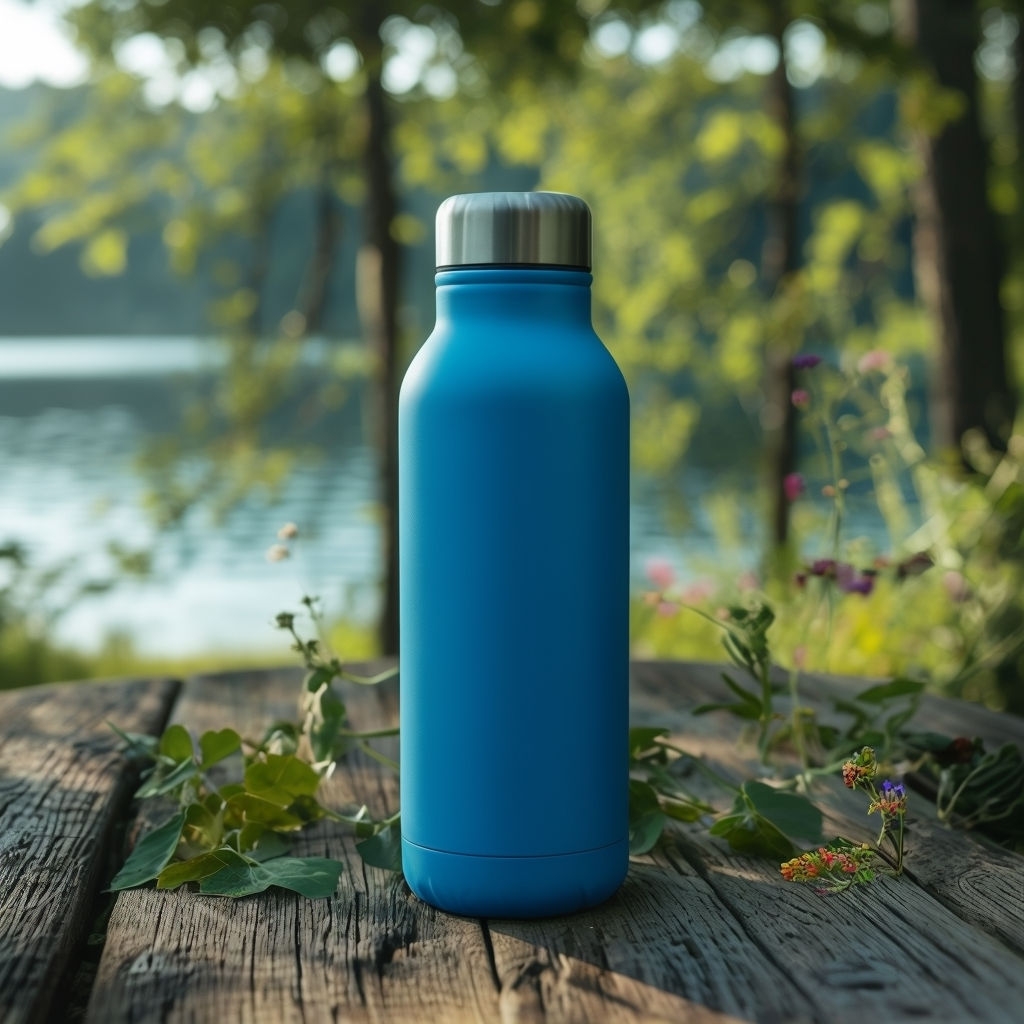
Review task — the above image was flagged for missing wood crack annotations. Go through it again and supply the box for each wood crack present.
[479,921,502,993]
[351,891,367,1006]
[293,902,307,1023]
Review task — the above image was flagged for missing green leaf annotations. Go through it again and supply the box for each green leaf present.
[630,809,668,853]
[159,724,195,762]
[902,730,958,754]
[721,672,763,705]
[157,849,234,890]
[628,727,670,758]
[250,857,344,898]
[660,798,706,823]
[135,756,199,798]
[708,782,820,861]
[288,794,328,824]
[692,700,762,720]
[741,782,823,844]
[107,721,158,759]
[199,728,241,768]
[180,801,223,857]
[259,721,299,756]
[856,678,925,704]
[109,811,186,891]
[195,850,343,898]
[227,792,305,831]
[307,685,349,765]
[238,824,291,861]
[628,780,668,855]
[356,819,403,873]
[244,754,321,807]
[304,666,336,692]
[709,812,796,861]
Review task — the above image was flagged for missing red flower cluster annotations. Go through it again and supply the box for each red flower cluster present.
[841,747,878,788]
[780,844,873,883]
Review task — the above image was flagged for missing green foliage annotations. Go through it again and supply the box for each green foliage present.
[355,817,404,873]
[110,599,399,898]
[635,354,1024,715]
[690,601,784,762]
[626,721,824,860]
[109,811,188,891]
[710,782,822,861]
[934,742,1024,847]
[0,539,149,690]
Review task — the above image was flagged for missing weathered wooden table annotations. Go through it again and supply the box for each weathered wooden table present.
[2,662,1023,1023]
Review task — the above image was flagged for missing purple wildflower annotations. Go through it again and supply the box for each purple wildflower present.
[871,778,908,816]
[841,574,875,596]
[792,354,822,370]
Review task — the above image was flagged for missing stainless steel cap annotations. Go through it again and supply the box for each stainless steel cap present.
[436,192,591,270]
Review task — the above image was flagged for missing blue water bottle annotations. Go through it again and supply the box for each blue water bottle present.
[398,192,629,917]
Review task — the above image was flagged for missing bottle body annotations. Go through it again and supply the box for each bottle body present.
[398,268,629,917]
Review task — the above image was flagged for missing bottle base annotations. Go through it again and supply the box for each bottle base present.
[401,837,628,918]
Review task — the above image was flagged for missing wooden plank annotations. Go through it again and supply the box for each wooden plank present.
[0,677,179,1024]
[663,828,1024,1023]
[87,667,503,1024]
[89,668,823,1023]
[87,663,1024,1023]
[484,853,812,1024]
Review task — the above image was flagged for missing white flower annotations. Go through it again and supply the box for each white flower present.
[266,544,290,562]
[277,522,299,540]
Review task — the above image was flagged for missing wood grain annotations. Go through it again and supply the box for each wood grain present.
[0,677,179,1024]
[87,668,502,1024]
[83,661,1024,1023]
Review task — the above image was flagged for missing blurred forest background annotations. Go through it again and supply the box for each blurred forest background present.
[2,0,1024,713]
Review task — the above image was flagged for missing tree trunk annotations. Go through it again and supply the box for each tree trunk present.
[900,0,1015,456]
[356,19,401,655]
[297,156,341,336]
[763,1,801,549]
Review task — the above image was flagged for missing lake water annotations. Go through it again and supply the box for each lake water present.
[0,337,880,657]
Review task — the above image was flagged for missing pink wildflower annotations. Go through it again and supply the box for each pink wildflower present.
[738,570,759,592]
[783,473,805,502]
[681,579,716,603]
[857,349,891,374]
[791,388,810,409]
[943,570,970,603]
[645,558,675,591]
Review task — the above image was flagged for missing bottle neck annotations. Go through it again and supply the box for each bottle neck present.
[435,267,593,325]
